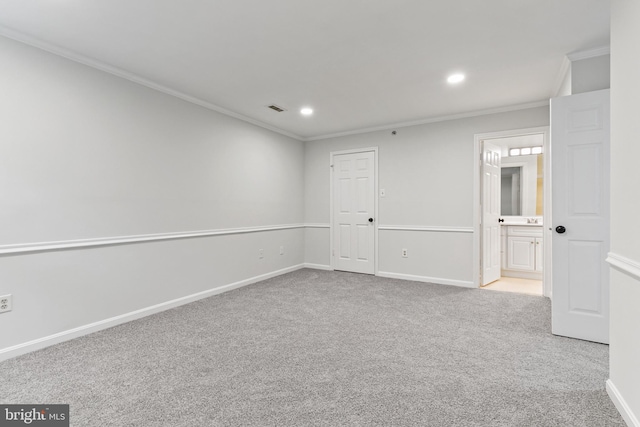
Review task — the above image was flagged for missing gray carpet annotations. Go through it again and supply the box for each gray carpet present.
[0,269,624,426]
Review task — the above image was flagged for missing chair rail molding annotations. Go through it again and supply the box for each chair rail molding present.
[0,224,315,257]
[378,225,474,233]
[607,252,640,282]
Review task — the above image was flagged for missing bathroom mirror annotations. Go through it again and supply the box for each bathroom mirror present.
[501,167,522,216]
[501,154,543,217]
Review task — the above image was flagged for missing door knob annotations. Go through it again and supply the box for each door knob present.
[555,225,566,234]
[498,218,504,223]
[368,218,374,223]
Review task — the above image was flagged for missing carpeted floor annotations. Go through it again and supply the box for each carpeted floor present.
[0,269,624,426]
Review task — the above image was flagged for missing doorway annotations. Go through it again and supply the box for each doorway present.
[473,127,551,297]
[330,148,378,274]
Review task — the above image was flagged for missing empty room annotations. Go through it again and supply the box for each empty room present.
[1,1,639,426]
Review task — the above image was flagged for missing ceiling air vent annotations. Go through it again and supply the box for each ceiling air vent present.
[267,104,287,112]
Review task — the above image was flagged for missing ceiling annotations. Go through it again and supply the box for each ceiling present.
[0,1,610,140]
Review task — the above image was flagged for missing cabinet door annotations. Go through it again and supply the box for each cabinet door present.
[507,236,535,271]
[535,237,543,272]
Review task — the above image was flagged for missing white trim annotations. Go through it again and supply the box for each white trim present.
[329,147,379,274]
[473,126,551,296]
[304,223,330,228]
[0,224,312,256]
[303,263,333,271]
[567,46,611,62]
[607,252,640,281]
[607,379,640,427]
[0,264,305,362]
[377,271,475,288]
[543,123,552,299]
[0,26,304,142]
[374,150,380,275]
[307,100,550,141]
[551,55,572,98]
[0,26,554,144]
[378,225,473,233]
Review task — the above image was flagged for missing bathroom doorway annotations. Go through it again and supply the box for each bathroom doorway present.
[474,127,550,297]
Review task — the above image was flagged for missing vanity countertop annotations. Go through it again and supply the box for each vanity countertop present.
[501,217,543,227]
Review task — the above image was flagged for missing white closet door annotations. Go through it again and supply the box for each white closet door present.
[551,89,610,344]
[332,151,375,274]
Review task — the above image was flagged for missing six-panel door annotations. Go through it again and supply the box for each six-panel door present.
[332,151,375,274]
[551,89,610,344]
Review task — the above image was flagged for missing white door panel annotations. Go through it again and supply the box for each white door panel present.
[551,89,610,344]
[482,142,501,285]
[332,151,375,274]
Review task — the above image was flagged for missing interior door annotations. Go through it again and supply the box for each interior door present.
[332,151,375,274]
[551,89,610,344]
[482,141,501,285]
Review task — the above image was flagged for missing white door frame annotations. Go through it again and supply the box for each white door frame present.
[329,147,379,274]
[473,126,551,297]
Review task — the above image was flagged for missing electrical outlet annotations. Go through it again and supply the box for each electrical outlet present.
[259,249,264,259]
[0,294,12,313]
[402,248,408,258]
[280,246,284,255]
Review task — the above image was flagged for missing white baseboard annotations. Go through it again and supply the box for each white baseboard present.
[607,379,640,427]
[0,263,305,362]
[303,263,333,271]
[376,271,475,288]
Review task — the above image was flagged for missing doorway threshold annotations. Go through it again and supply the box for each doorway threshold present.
[482,277,543,296]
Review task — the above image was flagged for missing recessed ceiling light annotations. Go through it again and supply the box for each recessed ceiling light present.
[447,73,465,84]
[300,107,313,116]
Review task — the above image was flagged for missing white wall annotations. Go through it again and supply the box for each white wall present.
[572,54,610,95]
[608,0,640,424]
[304,107,549,285]
[0,36,305,358]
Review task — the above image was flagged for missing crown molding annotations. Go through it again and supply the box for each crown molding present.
[567,46,610,61]
[1,25,554,144]
[304,100,550,142]
[0,25,305,141]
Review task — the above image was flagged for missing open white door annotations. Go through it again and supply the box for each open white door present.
[482,141,501,286]
[551,89,610,344]
[331,150,375,274]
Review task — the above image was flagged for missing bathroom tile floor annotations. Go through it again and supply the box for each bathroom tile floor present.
[481,277,543,296]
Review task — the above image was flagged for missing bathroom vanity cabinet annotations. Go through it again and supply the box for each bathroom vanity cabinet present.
[501,225,543,279]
